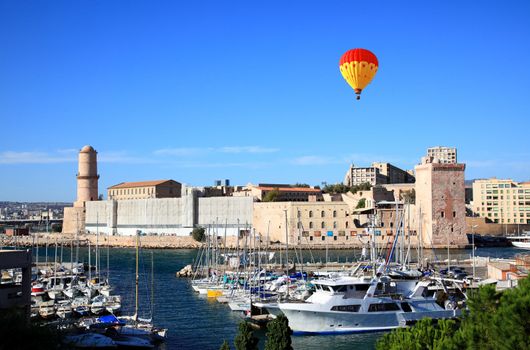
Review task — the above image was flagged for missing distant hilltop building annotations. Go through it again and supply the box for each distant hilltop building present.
[425,146,457,164]
[471,178,530,224]
[62,145,100,233]
[343,162,415,187]
[108,180,182,200]
[248,184,323,202]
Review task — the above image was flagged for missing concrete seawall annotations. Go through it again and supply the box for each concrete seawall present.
[1,232,469,250]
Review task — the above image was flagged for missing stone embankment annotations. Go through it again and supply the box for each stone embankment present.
[0,233,203,249]
[1,232,470,250]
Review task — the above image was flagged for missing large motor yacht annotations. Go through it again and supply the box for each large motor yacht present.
[255,274,459,334]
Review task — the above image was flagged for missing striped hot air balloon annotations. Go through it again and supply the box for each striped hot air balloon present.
[339,48,379,100]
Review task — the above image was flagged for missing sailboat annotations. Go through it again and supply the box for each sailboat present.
[117,230,167,343]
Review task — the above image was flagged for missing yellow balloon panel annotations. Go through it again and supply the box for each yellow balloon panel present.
[340,61,378,92]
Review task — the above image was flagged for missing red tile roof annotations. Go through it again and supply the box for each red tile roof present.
[108,180,178,189]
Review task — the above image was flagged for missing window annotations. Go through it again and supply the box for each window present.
[321,222,325,229]
[297,210,301,218]
[345,221,349,228]
[334,236,337,241]
[332,285,348,293]
[309,211,313,218]
[309,236,313,241]
[441,211,445,218]
[333,221,337,229]
[322,236,325,241]
[331,305,360,312]
[333,210,337,218]
[368,303,400,312]
[453,211,456,218]
[321,210,325,218]
[309,222,313,229]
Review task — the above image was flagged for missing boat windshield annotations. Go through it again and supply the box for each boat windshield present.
[331,285,348,293]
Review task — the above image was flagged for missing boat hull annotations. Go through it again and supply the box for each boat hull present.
[511,241,530,249]
[279,307,459,334]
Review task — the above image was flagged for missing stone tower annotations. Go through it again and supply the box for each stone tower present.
[75,145,99,206]
[63,145,99,233]
[415,157,468,248]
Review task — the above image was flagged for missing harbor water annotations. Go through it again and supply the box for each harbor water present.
[30,245,524,350]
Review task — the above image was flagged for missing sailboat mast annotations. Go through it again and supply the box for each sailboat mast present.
[107,232,110,282]
[54,237,58,286]
[75,212,79,265]
[135,230,139,320]
[284,209,289,278]
[35,232,39,267]
[96,213,99,280]
[88,240,92,282]
[151,251,154,320]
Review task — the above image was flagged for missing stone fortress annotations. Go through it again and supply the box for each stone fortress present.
[63,145,472,248]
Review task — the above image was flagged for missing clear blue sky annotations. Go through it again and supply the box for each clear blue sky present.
[1,0,529,201]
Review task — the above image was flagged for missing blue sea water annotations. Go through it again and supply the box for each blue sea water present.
[31,245,523,350]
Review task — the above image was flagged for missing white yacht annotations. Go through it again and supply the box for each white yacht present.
[255,275,459,334]
[507,233,530,249]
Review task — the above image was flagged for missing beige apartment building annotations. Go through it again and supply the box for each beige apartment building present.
[343,162,414,187]
[108,180,182,200]
[472,179,530,224]
[426,146,457,164]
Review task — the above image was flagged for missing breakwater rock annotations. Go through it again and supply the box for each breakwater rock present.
[175,264,193,277]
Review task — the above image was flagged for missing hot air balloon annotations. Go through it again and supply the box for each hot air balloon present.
[339,48,378,100]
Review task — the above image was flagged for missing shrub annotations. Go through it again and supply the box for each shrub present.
[192,227,205,242]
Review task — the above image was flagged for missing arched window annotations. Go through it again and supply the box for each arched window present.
[345,221,349,228]
[321,221,325,229]
[309,222,313,229]
[333,210,337,218]
[333,221,337,229]
[309,211,313,218]
[321,210,325,218]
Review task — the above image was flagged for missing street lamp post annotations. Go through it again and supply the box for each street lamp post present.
[472,223,478,278]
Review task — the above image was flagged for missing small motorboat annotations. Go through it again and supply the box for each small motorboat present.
[31,283,46,296]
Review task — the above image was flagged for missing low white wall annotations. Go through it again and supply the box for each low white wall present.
[198,197,253,235]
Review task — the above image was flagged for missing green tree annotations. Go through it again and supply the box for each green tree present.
[491,277,530,349]
[323,183,350,194]
[376,318,458,350]
[220,340,231,350]
[192,227,205,242]
[377,277,530,350]
[293,183,310,188]
[262,188,280,202]
[356,198,366,209]
[234,322,259,350]
[350,182,372,194]
[265,314,293,350]
[400,189,416,204]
